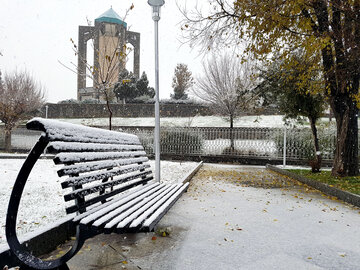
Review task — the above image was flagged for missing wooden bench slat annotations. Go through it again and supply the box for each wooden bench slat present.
[48,142,143,153]
[129,183,189,229]
[73,182,159,222]
[83,184,167,227]
[141,183,189,231]
[54,151,147,165]
[57,157,149,177]
[62,164,151,189]
[49,137,138,145]
[102,185,176,230]
[64,168,152,201]
[115,184,183,232]
[27,118,140,145]
[65,177,153,214]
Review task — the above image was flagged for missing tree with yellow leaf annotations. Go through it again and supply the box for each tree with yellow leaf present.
[181,0,360,176]
[257,52,326,172]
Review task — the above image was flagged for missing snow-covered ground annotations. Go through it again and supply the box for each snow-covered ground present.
[56,115,290,127]
[136,165,360,269]
[0,158,198,245]
[51,115,335,128]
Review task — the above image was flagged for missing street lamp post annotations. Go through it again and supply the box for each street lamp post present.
[148,0,164,183]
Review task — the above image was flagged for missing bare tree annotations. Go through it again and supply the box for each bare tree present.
[0,70,45,152]
[194,54,258,150]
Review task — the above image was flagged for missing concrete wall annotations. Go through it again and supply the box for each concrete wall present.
[37,103,214,118]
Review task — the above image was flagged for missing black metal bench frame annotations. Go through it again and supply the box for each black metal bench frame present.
[5,118,188,270]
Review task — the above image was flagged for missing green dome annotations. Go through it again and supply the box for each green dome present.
[95,7,127,28]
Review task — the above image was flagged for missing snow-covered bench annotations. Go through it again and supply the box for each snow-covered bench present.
[6,118,189,270]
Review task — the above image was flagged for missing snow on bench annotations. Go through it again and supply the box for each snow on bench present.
[5,118,189,270]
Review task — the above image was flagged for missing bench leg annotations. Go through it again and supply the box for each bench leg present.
[7,225,89,270]
[58,264,70,270]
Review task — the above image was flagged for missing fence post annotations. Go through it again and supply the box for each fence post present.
[283,126,287,168]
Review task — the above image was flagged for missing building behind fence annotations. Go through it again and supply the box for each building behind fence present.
[0,124,347,166]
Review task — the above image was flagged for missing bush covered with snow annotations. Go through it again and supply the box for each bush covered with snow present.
[273,123,338,160]
[134,128,204,155]
[160,129,204,155]
[57,99,79,104]
[159,98,203,105]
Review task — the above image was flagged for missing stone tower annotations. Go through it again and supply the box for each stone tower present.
[77,7,140,101]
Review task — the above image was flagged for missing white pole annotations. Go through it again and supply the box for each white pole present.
[45,105,49,118]
[154,19,161,182]
[283,126,287,168]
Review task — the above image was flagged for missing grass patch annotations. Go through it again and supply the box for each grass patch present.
[287,169,360,195]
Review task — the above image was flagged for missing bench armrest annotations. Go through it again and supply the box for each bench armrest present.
[5,136,85,269]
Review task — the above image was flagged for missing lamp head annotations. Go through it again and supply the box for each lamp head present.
[148,0,165,7]
[148,0,165,21]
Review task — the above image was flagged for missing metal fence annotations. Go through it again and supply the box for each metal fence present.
[117,126,342,164]
[0,125,349,164]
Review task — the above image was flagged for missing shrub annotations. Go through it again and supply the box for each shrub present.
[160,129,203,155]
[273,124,338,160]
[273,128,314,160]
[160,99,197,104]
[127,95,154,104]
[57,99,79,104]
[80,98,102,104]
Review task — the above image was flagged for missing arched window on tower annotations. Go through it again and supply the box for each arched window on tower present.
[125,43,134,75]
[86,40,94,88]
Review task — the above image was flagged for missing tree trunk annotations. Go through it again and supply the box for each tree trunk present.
[106,100,113,131]
[4,129,12,152]
[102,86,113,131]
[308,0,359,176]
[230,114,234,150]
[309,116,322,173]
[331,96,359,176]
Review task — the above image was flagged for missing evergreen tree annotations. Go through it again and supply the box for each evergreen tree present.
[136,72,155,98]
[171,63,194,100]
[113,69,137,104]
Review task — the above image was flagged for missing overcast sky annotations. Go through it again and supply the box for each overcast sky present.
[0,0,207,103]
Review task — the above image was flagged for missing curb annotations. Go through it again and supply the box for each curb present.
[181,161,203,185]
[266,164,360,208]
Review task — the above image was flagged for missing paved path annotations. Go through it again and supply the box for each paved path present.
[46,164,360,269]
